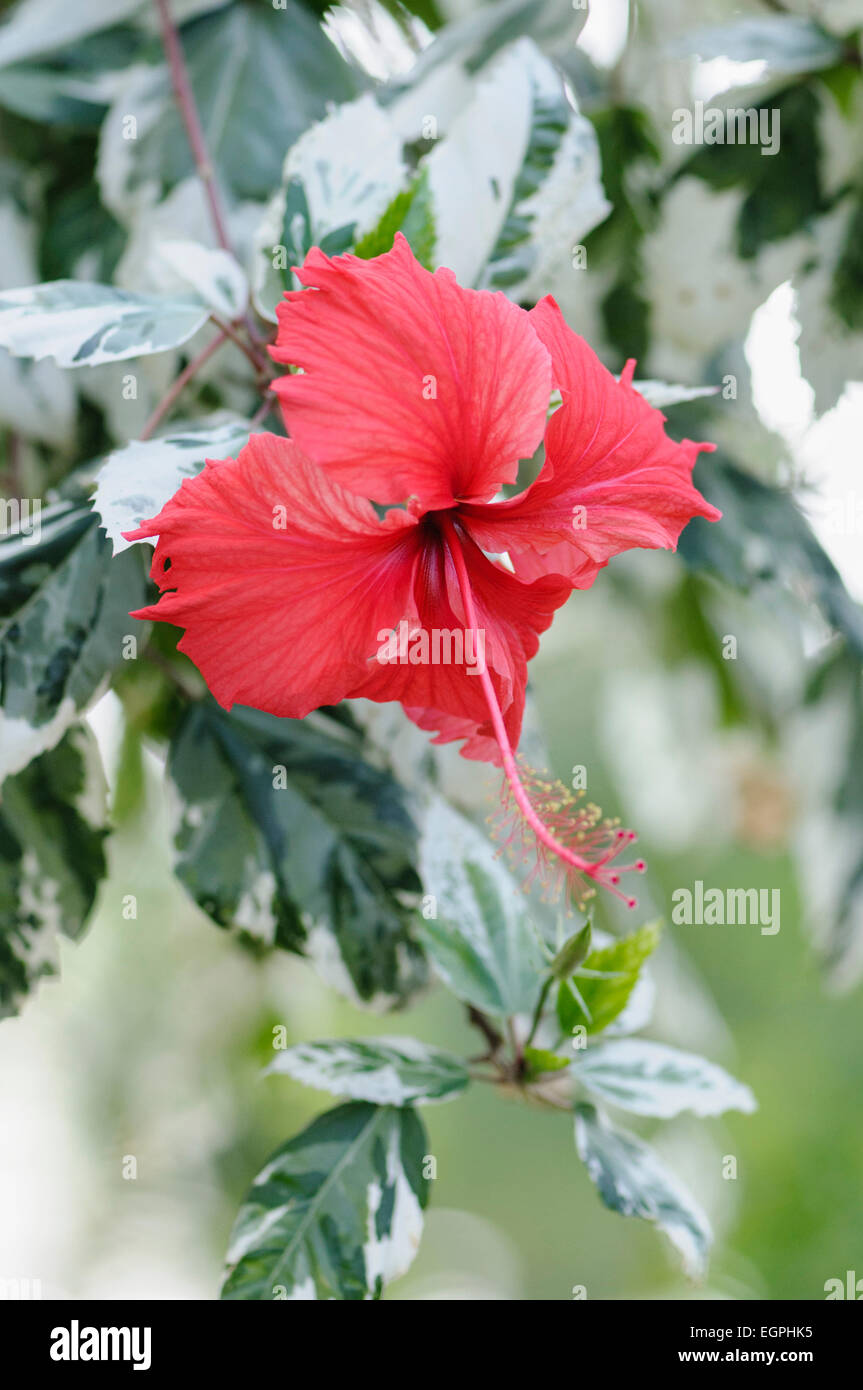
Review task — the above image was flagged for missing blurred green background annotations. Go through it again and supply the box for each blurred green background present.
[3,567,860,1301]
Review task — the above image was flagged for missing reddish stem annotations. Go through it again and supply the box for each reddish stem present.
[154,0,271,358]
[250,392,277,429]
[154,0,232,253]
[210,316,271,377]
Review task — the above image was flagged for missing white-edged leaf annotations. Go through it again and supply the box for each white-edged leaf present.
[0,281,210,368]
[604,967,656,1037]
[267,1037,469,1106]
[391,0,585,93]
[0,503,147,780]
[155,240,248,321]
[574,1102,712,1280]
[281,92,406,245]
[575,1039,757,1118]
[222,1102,428,1301]
[0,199,76,445]
[633,380,720,409]
[0,0,143,70]
[417,797,545,1017]
[794,202,863,415]
[253,93,407,321]
[477,40,610,296]
[0,349,77,446]
[140,0,232,27]
[676,17,843,76]
[93,412,256,553]
[0,724,107,1018]
[97,2,360,214]
[168,704,425,1007]
[424,39,542,287]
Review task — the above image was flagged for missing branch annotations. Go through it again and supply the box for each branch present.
[210,315,271,378]
[139,329,229,441]
[250,391,278,429]
[154,0,272,355]
[154,0,232,253]
[466,1005,504,1058]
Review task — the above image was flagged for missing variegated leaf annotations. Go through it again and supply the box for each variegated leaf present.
[0,280,210,367]
[93,413,257,554]
[267,1037,469,1106]
[222,1102,429,1300]
[575,1102,712,1280]
[575,1039,757,1118]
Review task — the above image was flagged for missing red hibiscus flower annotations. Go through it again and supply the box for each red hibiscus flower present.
[125,234,719,906]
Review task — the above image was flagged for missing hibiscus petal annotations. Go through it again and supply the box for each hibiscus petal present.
[271,233,552,511]
[459,296,720,587]
[122,433,422,717]
[352,522,570,763]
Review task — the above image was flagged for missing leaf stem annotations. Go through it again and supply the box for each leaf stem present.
[466,1004,504,1059]
[250,392,278,429]
[154,0,270,355]
[210,316,272,378]
[506,1017,524,1077]
[524,974,553,1050]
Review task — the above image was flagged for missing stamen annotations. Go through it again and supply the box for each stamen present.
[440,515,644,911]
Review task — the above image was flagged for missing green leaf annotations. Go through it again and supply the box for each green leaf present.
[390,0,584,89]
[681,85,825,259]
[0,724,107,1019]
[679,454,863,660]
[354,169,436,268]
[601,279,651,363]
[0,66,111,126]
[831,189,863,332]
[38,180,125,286]
[523,1045,569,1080]
[105,3,362,208]
[678,17,843,76]
[168,703,426,1005]
[585,105,661,361]
[267,1037,469,1105]
[575,1039,757,1118]
[574,1103,712,1279]
[417,797,546,1017]
[0,503,147,780]
[797,648,863,982]
[0,280,210,367]
[557,921,661,1037]
[549,920,592,980]
[0,0,143,70]
[93,412,257,554]
[221,1102,429,1301]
